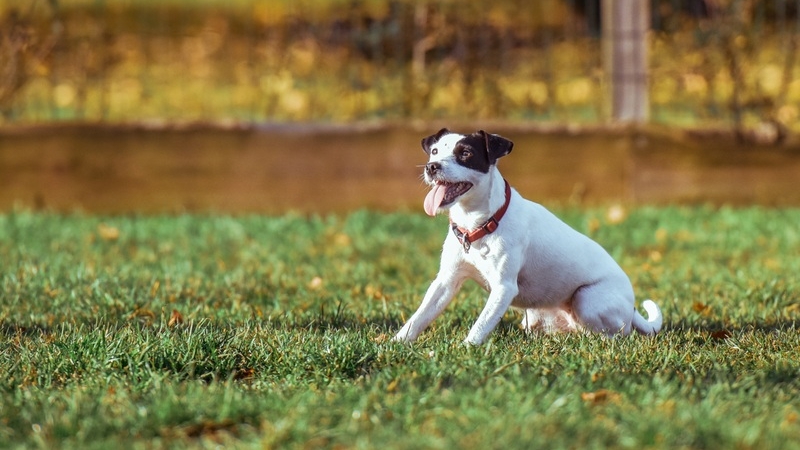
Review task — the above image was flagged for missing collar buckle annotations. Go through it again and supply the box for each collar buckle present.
[451,223,472,252]
[449,179,511,254]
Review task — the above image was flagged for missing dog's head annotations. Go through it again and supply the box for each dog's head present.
[421,128,513,216]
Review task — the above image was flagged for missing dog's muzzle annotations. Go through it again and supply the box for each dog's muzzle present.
[425,162,442,179]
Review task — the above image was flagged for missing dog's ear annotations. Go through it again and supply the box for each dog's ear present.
[479,130,513,164]
[421,128,450,155]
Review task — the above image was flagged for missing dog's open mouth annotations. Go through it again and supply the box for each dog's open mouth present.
[423,181,473,216]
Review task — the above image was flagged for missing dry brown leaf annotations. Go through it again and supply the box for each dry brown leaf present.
[129,307,156,322]
[308,276,323,290]
[333,233,351,247]
[655,228,669,243]
[581,389,621,405]
[605,204,626,224]
[234,368,255,381]
[649,250,663,262]
[784,304,800,314]
[97,223,120,241]
[183,419,237,439]
[150,280,161,298]
[168,309,184,327]
[365,284,384,300]
[692,301,713,316]
[709,329,732,340]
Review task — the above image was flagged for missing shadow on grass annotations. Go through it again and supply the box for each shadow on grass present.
[262,311,404,334]
[669,318,799,337]
[4,314,796,340]
[0,322,56,337]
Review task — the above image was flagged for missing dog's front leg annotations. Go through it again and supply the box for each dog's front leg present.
[464,281,519,345]
[393,274,463,343]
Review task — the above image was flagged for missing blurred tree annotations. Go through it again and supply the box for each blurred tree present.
[0,4,60,119]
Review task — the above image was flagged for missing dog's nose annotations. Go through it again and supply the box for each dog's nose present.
[425,162,442,177]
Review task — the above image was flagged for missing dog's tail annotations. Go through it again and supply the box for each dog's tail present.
[631,300,663,335]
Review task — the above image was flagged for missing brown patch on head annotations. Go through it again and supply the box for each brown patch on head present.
[449,130,514,173]
[479,130,513,164]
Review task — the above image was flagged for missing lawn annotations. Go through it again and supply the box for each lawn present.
[1,206,799,449]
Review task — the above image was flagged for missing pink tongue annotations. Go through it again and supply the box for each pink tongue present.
[424,184,447,216]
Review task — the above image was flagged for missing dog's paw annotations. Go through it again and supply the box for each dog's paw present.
[391,333,412,344]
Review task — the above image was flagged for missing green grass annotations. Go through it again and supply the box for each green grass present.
[1,207,800,449]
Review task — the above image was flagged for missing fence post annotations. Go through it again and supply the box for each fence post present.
[602,0,650,122]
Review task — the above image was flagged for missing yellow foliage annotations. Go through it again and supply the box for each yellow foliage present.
[499,78,549,107]
[787,80,800,102]
[651,77,678,105]
[53,83,77,108]
[555,78,594,106]
[713,69,735,100]
[682,73,708,96]
[757,64,783,96]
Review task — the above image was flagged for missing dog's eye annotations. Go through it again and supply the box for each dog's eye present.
[431,148,438,155]
[458,149,472,160]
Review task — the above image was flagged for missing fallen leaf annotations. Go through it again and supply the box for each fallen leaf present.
[581,389,621,404]
[183,419,237,438]
[308,276,323,290]
[129,307,156,323]
[655,228,669,243]
[97,223,120,241]
[150,280,161,298]
[606,204,626,224]
[784,304,800,314]
[168,309,184,327]
[709,329,732,340]
[333,233,351,247]
[658,399,677,415]
[692,302,713,316]
[234,368,255,381]
[649,250,663,262]
[365,284,384,300]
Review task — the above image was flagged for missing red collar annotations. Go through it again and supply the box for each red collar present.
[450,179,512,252]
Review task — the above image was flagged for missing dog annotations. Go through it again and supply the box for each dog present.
[394,129,663,345]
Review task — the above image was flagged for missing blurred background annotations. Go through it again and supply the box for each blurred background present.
[1,0,800,212]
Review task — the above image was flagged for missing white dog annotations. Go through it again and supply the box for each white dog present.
[394,129,663,345]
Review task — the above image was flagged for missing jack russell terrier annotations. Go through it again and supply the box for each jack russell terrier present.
[394,129,663,345]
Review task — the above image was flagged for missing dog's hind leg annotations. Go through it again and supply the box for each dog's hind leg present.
[571,282,635,337]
